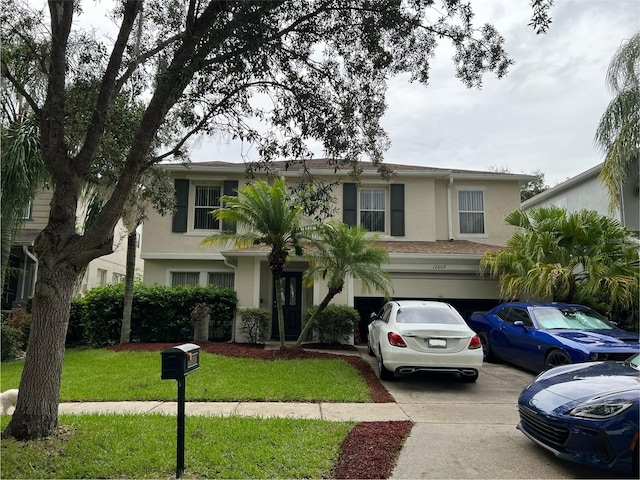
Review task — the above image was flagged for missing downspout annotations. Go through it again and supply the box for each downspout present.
[223,256,238,342]
[447,177,454,240]
[22,246,38,299]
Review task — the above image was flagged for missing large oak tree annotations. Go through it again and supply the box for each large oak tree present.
[1,0,551,440]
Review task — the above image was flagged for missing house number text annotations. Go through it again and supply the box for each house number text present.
[432,264,447,270]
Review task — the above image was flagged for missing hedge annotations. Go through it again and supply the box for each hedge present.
[81,283,237,347]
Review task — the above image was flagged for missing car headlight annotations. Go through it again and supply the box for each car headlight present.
[569,401,633,419]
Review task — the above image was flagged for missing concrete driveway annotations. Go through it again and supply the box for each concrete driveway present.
[356,347,625,479]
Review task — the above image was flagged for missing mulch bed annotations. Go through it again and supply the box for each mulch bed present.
[108,341,412,478]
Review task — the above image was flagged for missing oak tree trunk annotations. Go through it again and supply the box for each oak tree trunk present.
[2,257,76,439]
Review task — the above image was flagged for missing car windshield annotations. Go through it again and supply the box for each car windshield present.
[625,354,640,370]
[533,307,613,330]
[396,307,463,324]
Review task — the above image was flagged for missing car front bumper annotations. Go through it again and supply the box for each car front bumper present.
[517,406,636,475]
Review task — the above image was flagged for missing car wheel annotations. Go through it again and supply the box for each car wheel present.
[377,350,394,380]
[367,338,375,357]
[478,332,494,362]
[459,370,479,383]
[545,349,571,369]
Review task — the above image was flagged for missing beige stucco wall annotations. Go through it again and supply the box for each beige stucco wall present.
[23,188,53,231]
[451,180,520,245]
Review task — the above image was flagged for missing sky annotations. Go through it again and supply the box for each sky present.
[81,0,639,187]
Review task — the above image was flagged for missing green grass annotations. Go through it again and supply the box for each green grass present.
[0,414,353,479]
[0,348,372,402]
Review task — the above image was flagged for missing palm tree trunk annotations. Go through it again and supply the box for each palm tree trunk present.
[120,230,137,344]
[274,273,286,349]
[295,289,339,348]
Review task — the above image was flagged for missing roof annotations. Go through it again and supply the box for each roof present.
[162,159,535,183]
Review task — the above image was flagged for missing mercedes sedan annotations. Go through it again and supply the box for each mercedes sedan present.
[368,300,483,382]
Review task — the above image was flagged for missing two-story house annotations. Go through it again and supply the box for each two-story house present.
[141,159,533,343]
[2,187,141,311]
[521,162,640,236]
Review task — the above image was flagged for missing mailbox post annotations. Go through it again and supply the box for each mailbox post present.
[161,343,200,478]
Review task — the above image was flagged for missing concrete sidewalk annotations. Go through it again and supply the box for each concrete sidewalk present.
[57,401,409,422]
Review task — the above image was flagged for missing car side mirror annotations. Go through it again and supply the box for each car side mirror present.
[370,312,379,321]
[513,321,527,329]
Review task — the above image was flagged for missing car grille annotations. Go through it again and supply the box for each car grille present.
[597,352,636,361]
[518,406,569,446]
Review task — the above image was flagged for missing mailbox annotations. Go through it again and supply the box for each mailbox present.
[161,343,200,380]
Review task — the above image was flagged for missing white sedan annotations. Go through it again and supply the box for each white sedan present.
[368,300,483,382]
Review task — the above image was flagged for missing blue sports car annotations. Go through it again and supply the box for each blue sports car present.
[517,354,639,476]
[466,302,640,372]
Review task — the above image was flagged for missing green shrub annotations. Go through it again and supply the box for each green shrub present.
[67,298,87,345]
[82,283,237,347]
[3,308,31,350]
[303,305,359,344]
[1,323,22,362]
[239,308,270,344]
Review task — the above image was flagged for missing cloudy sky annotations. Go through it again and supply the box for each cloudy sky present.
[79,1,638,187]
[194,0,639,187]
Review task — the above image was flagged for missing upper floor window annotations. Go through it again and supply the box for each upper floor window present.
[360,188,385,232]
[458,190,485,234]
[343,183,404,236]
[194,185,221,230]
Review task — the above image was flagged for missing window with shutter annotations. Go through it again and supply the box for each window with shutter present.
[360,189,385,232]
[194,186,221,230]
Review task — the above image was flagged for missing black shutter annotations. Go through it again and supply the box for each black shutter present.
[172,179,189,233]
[343,183,357,226]
[390,184,405,236]
[222,180,238,232]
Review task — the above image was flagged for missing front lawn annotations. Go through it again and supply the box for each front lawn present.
[0,348,372,402]
[0,414,353,479]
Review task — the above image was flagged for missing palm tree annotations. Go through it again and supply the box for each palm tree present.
[0,115,48,300]
[595,32,640,211]
[201,178,307,349]
[480,206,639,317]
[295,221,392,347]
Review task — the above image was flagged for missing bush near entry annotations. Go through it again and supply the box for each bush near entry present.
[304,305,359,344]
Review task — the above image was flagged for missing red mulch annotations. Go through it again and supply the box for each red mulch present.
[108,341,411,478]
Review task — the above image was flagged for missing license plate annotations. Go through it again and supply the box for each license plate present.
[427,338,446,348]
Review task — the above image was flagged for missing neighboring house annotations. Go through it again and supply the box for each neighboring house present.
[2,187,142,311]
[521,162,640,235]
[141,159,533,343]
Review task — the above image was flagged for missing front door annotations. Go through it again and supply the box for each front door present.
[272,272,302,341]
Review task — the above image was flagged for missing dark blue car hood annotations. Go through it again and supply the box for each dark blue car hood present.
[547,329,640,349]
[525,361,640,406]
